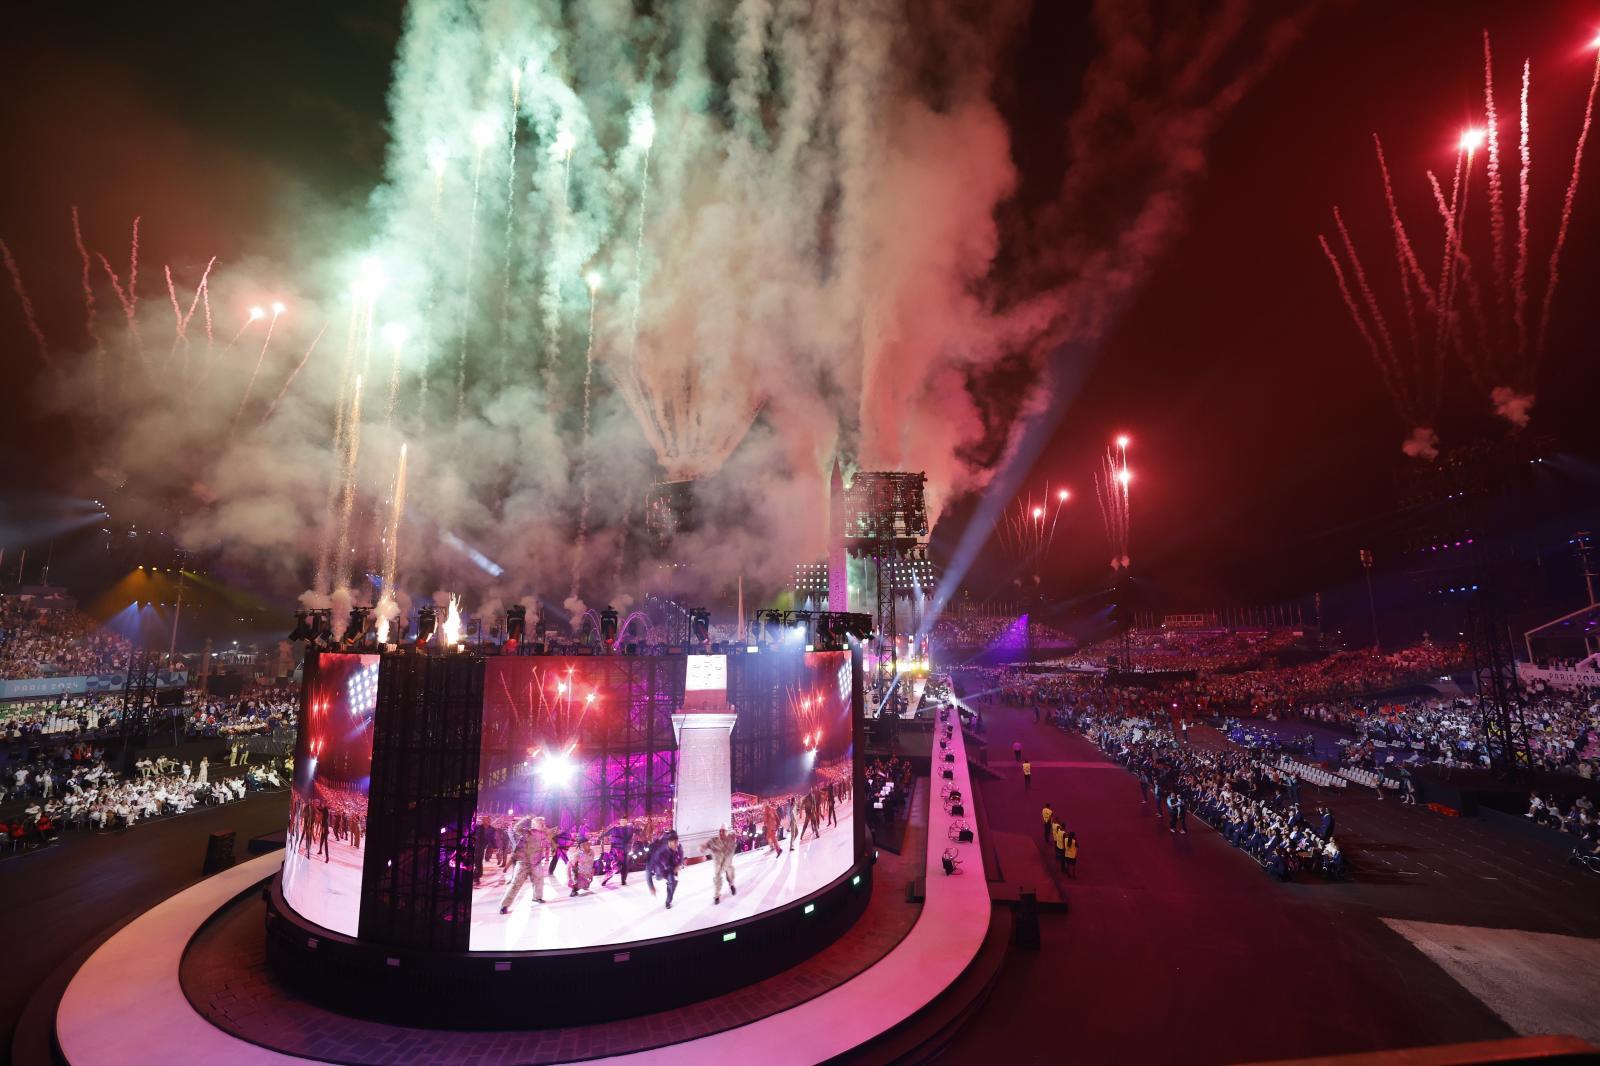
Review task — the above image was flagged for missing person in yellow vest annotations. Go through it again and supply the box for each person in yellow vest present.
[1041,802,1054,841]
[1022,759,1033,789]
[1052,820,1067,872]
[1063,831,1079,879]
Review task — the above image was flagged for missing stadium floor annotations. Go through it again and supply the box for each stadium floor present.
[947,703,1600,1064]
[6,711,1598,1064]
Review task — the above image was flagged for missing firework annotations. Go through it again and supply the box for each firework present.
[231,302,285,431]
[1094,438,1132,571]
[260,322,327,426]
[570,272,601,601]
[0,239,49,364]
[1535,36,1600,368]
[1325,33,1600,442]
[999,481,1071,558]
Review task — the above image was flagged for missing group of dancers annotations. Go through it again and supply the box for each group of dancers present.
[287,785,366,861]
[486,771,852,916]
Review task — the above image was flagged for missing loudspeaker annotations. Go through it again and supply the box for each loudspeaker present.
[941,769,953,780]
[957,828,974,843]
[949,804,964,817]
[203,830,236,874]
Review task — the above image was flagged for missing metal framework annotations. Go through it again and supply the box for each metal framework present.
[359,653,484,952]
[1466,589,1533,778]
[116,646,159,775]
[841,472,929,683]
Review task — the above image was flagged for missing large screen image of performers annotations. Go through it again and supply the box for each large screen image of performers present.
[281,652,377,937]
[468,650,856,952]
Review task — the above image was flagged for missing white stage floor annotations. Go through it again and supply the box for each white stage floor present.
[470,799,855,951]
[281,832,365,937]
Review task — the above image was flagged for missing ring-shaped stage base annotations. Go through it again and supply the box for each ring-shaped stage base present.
[266,856,874,1029]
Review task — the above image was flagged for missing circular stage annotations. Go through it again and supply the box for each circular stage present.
[272,639,875,1027]
[54,695,996,1066]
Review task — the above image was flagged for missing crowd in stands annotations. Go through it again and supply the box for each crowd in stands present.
[2,747,288,850]
[1079,710,1347,881]
[1,688,296,745]
[928,615,1075,649]
[0,600,137,679]
[1065,627,1303,675]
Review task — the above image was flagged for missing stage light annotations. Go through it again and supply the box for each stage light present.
[342,607,369,645]
[804,903,815,915]
[537,753,577,788]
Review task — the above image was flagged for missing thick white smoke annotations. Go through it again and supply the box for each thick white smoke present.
[31,0,1307,632]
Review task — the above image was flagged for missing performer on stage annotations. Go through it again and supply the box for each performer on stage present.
[802,790,821,840]
[569,837,596,896]
[608,819,635,885]
[763,800,783,857]
[702,825,738,904]
[499,815,554,913]
[646,830,683,909]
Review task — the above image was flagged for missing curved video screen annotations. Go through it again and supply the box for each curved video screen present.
[281,652,378,937]
[468,649,856,951]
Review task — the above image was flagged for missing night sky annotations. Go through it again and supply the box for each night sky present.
[2,1,1597,624]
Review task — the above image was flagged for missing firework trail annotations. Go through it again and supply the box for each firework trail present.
[1535,42,1600,367]
[376,442,409,635]
[231,304,283,431]
[569,278,599,601]
[999,483,1071,558]
[94,250,146,383]
[383,328,405,428]
[69,208,104,385]
[260,322,327,426]
[1332,207,1398,365]
[331,374,366,593]
[175,256,217,374]
[498,65,522,365]
[164,266,184,359]
[1482,32,1508,327]
[540,133,574,400]
[314,303,365,593]
[1514,60,1531,360]
[127,217,139,316]
[1093,449,1131,571]
[1373,136,1429,375]
[457,131,490,420]
[629,107,655,350]
[0,239,49,364]
[1319,234,1401,408]
[201,276,213,351]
